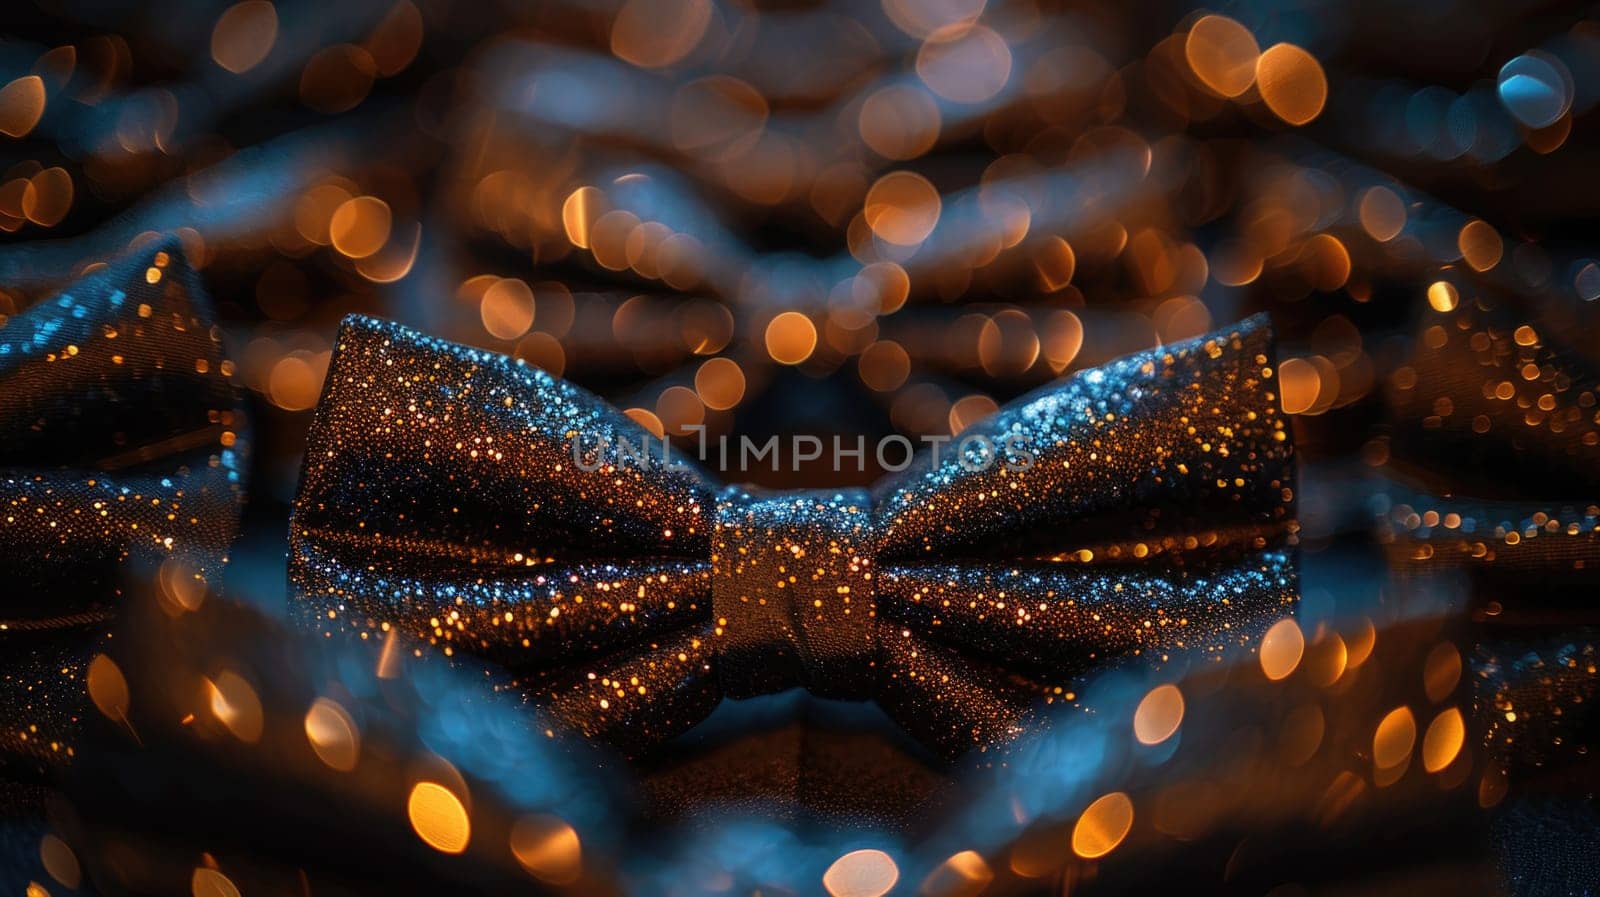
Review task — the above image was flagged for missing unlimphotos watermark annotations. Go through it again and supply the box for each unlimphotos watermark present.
[572,426,1036,474]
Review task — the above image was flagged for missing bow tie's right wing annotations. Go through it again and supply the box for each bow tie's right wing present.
[868,315,1299,754]
[872,314,1295,562]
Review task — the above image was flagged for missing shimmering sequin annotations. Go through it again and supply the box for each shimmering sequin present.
[291,313,1296,756]
[0,241,248,778]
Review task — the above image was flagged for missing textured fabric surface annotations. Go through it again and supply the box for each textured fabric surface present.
[0,241,248,782]
[289,314,1296,757]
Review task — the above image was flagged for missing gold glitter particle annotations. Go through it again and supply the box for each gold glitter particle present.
[1072,791,1135,859]
[1373,705,1417,771]
[510,814,583,884]
[1256,43,1326,125]
[1133,684,1184,745]
[823,849,899,897]
[1185,15,1259,98]
[86,654,129,721]
[1427,281,1459,312]
[0,76,46,138]
[1459,220,1503,272]
[765,311,818,365]
[211,1,278,73]
[1422,707,1466,773]
[1259,618,1304,680]
[191,868,240,897]
[919,850,993,897]
[408,781,471,854]
[38,836,80,890]
[304,697,361,771]
[207,671,264,742]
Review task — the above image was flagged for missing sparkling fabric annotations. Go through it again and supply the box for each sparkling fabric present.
[1380,492,1600,598]
[1380,291,1600,777]
[1475,630,1599,772]
[1375,294,1600,892]
[290,313,1297,756]
[0,241,248,781]
[1381,287,1600,782]
[1386,291,1600,499]
[712,487,877,700]
[1492,794,1600,897]
[1379,493,1600,774]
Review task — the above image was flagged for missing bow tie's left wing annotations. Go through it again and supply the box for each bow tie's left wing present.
[291,316,727,750]
[870,315,1298,753]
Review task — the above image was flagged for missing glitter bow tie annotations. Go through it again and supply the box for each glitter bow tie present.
[0,240,247,776]
[290,314,1297,756]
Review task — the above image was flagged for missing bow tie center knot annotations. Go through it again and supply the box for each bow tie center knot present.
[711,488,877,699]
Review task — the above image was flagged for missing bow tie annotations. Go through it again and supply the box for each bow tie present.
[0,240,247,776]
[290,313,1297,756]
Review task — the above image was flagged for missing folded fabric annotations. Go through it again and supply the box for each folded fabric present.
[290,314,1297,757]
[0,240,248,782]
